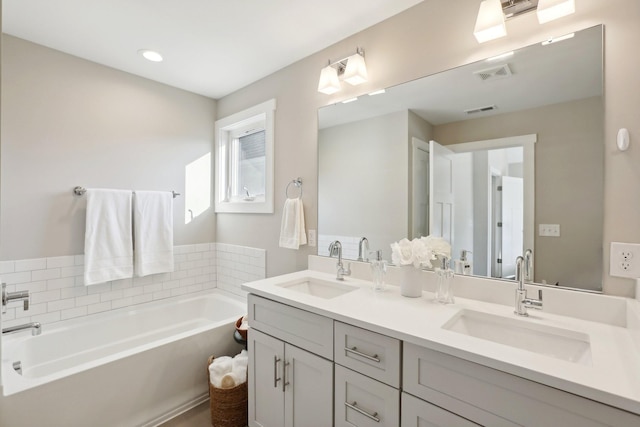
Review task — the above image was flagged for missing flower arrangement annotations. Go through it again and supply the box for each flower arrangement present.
[390,235,452,269]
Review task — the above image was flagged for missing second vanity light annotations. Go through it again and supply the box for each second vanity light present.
[317,47,368,95]
[474,0,577,43]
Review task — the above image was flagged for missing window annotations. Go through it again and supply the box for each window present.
[215,99,276,213]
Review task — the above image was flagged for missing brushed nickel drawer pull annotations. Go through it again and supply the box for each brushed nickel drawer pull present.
[273,356,281,388]
[345,401,380,422]
[282,360,290,392]
[345,346,381,363]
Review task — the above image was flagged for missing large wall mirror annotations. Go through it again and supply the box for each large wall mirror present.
[318,25,603,292]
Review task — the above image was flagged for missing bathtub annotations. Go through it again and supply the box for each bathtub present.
[0,290,246,427]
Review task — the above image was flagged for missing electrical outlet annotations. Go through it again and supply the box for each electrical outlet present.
[308,229,316,247]
[610,242,640,278]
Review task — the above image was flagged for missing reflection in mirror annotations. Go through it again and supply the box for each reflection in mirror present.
[318,25,603,291]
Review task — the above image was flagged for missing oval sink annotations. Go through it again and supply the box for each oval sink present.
[277,278,358,299]
[442,309,592,365]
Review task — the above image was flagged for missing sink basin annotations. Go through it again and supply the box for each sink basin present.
[277,278,358,299]
[443,309,592,365]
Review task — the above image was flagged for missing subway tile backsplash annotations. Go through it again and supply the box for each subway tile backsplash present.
[1,243,265,328]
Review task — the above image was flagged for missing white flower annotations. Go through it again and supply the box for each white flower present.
[420,235,451,258]
[390,238,414,266]
[390,235,452,269]
[411,238,433,268]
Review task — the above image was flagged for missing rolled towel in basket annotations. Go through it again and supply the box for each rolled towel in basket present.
[208,356,233,388]
[220,372,241,389]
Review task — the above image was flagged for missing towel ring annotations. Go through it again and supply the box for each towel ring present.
[285,178,303,199]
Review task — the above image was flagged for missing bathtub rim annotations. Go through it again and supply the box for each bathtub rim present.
[1,288,247,396]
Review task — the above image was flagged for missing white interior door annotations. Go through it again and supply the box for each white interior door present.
[500,176,524,278]
[411,138,429,238]
[429,140,455,243]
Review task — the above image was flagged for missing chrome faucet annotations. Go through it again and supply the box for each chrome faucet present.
[524,249,534,283]
[2,322,42,336]
[2,283,30,313]
[328,240,351,280]
[357,237,369,262]
[514,256,543,316]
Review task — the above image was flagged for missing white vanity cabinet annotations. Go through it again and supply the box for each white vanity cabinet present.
[334,322,402,426]
[403,342,640,427]
[247,295,334,427]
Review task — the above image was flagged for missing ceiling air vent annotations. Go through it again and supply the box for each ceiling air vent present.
[465,105,498,115]
[473,64,513,81]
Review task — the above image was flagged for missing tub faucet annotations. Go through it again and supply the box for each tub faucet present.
[328,240,351,280]
[524,249,534,283]
[357,237,369,262]
[2,283,30,313]
[2,322,42,336]
[514,256,543,316]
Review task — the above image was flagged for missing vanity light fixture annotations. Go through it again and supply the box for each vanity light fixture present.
[474,0,577,43]
[474,0,507,43]
[138,49,163,62]
[317,62,341,95]
[537,0,575,24]
[317,47,368,94]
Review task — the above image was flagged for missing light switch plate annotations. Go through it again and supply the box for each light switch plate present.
[610,242,640,278]
[539,224,560,237]
[308,229,316,247]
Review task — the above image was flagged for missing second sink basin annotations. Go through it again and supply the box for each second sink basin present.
[443,309,592,365]
[277,277,358,299]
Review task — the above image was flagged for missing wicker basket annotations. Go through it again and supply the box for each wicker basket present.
[207,355,248,427]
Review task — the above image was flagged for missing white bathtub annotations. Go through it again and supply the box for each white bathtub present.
[0,290,246,427]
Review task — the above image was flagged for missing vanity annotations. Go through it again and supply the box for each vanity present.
[242,258,640,427]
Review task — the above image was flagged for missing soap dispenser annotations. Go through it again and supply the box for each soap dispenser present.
[435,256,455,304]
[369,250,387,292]
[454,250,473,275]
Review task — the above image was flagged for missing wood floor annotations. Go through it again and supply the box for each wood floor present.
[160,401,211,427]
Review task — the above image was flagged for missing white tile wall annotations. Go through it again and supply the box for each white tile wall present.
[216,243,266,297]
[318,234,361,260]
[1,243,266,328]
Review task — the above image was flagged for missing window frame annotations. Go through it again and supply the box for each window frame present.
[214,98,276,213]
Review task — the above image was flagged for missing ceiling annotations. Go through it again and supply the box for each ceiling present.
[319,25,603,128]
[2,0,423,99]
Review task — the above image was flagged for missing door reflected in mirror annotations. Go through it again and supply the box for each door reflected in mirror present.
[318,25,603,292]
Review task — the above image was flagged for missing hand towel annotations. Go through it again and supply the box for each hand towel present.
[84,189,134,286]
[133,191,174,277]
[279,198,307,249]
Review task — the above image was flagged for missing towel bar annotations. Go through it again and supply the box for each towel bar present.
[73,186,180,198]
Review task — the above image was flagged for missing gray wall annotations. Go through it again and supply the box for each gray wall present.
[1,35,217,260]
[434,97,604,289]
[216,0,636,296]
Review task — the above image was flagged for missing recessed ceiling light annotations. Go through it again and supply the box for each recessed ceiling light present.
[138,49,163,62]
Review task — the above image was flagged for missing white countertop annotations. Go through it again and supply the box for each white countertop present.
[241,269,640,416]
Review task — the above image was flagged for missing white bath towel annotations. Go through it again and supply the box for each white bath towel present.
[209,356,233,388]
[133,191,174,277]
[84,189,134,286]
[279,198,307,249]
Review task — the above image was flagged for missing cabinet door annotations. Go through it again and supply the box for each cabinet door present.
[248,329,285,427]
[284,343,333,427]
[335,365,399,427]
[401,392,479,427]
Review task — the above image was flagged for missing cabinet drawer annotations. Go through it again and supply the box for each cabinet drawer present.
[334,321,401,387]
[335,365,400,427]
[403,343,640,427]
[248,294,333,359]
[401,392,479,427]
